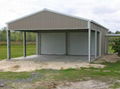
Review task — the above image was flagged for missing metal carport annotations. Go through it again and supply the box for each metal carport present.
[6,9,109,62]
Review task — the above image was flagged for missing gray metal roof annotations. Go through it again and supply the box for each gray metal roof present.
[7,9,108,31]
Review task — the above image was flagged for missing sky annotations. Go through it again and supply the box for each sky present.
[0,0,120,32]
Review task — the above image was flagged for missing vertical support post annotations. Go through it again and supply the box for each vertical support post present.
[23,31,26,57]
[65,32,68,55]
[36,32,38,55]
[7,30,11,60]
[99,32,102,56]
[88,21,91,63]
[36,32,41,55]
[105,35,108,54]
[95,30,97,58]
[106,37,109,54]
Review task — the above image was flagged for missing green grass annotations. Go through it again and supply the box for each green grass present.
[33,62,120,82]
[0,43,120,88]
[0,62,119,88]
[0,72,32,80]
[2,62,120,81]
[0,44,36,60]
[34,62,120,88]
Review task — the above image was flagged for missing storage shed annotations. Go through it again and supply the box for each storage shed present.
[7,9,109,62]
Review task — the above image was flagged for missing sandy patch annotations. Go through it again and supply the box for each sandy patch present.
[0,60,104,72]
[95,54,120,63]
[57,80,110,89]
[6,80,112,89]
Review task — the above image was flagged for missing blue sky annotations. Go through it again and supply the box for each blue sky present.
[1,0,120,32]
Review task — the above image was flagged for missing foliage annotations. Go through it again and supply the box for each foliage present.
[115,31,120,34]
[112,38,120,56]
[0,29,36,42]
[108,31,120,54]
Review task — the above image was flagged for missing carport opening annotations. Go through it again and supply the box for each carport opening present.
[10,31,36,58]
[90,30,100,61]
[36,30,101,62]
[38,30,90,56]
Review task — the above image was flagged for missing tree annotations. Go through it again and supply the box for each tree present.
[115,31,120,34]
[0,29,6,41]
[112,38,120,56]
[108,31,113,34]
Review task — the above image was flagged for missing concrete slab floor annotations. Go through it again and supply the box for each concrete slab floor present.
[0,55,104,72]
[11,55,89,62]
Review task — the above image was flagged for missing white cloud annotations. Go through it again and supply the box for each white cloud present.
[0,0,120,32]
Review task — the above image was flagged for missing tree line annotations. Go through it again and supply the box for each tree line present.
[0,28,36,42]
[1,29,119,42]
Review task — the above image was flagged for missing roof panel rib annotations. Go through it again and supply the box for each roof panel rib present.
[7,9,88,30]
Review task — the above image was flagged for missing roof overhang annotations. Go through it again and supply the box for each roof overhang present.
[7,9,109,31]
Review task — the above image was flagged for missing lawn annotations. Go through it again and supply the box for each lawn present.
[0,43,114,60]
[0,43,120,88]
[0,62,120,88]
[0,44,36,60]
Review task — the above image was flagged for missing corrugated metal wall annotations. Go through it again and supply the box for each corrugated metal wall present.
[8,10,88,30]
[40,31,95,56]
[91,22,108,56]
[7,10,108,56]
[68,32,88,55]
[68,32,95,55]
[41,32,66,55]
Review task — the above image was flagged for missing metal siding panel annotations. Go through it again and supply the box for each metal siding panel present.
[97,32,100,56]
[91,31,95,55]
[8,11,88,30]
[91,22,108,56]
[101,28,104,55]
[101,28,108,55]
[41,33,66,54]
[68,32,95,55]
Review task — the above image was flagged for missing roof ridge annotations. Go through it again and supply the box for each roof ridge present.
[7,8,89,24]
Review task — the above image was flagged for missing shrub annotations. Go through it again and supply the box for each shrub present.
[112,38,120,56]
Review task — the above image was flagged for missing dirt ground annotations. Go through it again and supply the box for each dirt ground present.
[0,60,104,72]
[7,79,112,89]
[56,80,111,89]
[95,54,120,63]
[0,80,115,89]
[0,54,119,72]
[0,54,120,89]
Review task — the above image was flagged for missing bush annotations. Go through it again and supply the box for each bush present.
[112,38,120,56]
